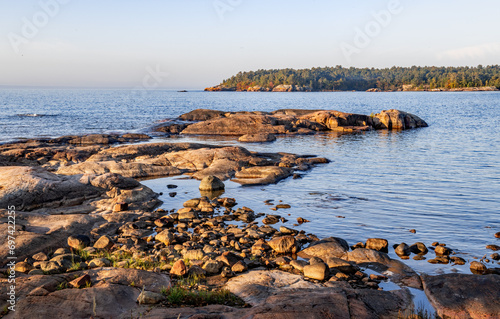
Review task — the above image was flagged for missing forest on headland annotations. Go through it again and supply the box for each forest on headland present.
[207,65,500,92]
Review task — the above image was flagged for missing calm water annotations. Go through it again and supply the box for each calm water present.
[1,88,499,274]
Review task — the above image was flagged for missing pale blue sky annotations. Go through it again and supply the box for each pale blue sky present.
[1,0,499,89]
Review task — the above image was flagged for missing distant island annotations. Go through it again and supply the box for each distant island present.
[205,65,500,92]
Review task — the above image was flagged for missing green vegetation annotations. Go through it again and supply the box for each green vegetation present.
[219,65,500,91]
[161,275,246,307]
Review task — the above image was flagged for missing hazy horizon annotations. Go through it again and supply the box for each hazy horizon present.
[1,0,499,89]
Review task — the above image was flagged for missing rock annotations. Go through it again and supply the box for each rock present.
[67,235,91,250]
[225,270,411,317]
[486,244,500,251]
[179,109,226,121]
[93,235,114,250]
[324,257,358,274]
[470,261,487,275]
[290,260,308,272]
[422,274,500,318]
[187,265,207,277]
[40,261,64,274]
[279,226,298,235]
[267,236,298,254]
[155,230,175,245]
[491,253,500,261]
[88,257,111,268]
[373,109,428,130]
[395,243,411,257]
[199,175,225,191]
[365,238,389,253]
[233,166,293,186]
[32,252,49,261]
[299,237,349,259]
[434,245,452,256]
[183,249,205,260]
[216,251,242,267]
[183,198,200,207]
[15,261,34,273]
[342,248,392,264]
[69,274,91,288]
[137,290,164,304]
[231,261,248,273]
[171,260,187,276]
[495,232,500,238]
[203,260,222,274]
[409,242,428,255]
[0,166,102,211]
[303,262,330,281]
[450,256,466,265]
[238,133,276,143]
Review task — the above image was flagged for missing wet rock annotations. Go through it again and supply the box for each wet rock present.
[365,238,389,253]
[395,243,411,257]
[137,290,164,304]
[495,232,500,238]
[470,261,487,275]
[268,236,298,254]
[450,256,466,265]
[238,133,276,143]
[303,262,329,281]
[422,273,500,318]
[279,226,298,235]
[428,257,449,264]
[409,242,428,255]
[67,235,91,250]
[373,109,428,130]
[434,245,452,256]
[199,175,225,191]
[491,253,500,261]
[486,244,500,251]
[171,260,187,276]
[93,235,114,250]
[299,237,349,259]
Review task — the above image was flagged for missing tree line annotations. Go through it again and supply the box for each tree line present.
[219,65,500,91]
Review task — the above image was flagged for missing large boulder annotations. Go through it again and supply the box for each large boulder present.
[199,175,225,191]
[373,109,428,130]
[422,274,500,319]
[299,237,349,259]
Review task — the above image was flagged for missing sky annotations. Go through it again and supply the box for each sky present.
[1,0,499,89]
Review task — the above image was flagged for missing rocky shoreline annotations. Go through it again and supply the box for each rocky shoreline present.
[1,109,499,318]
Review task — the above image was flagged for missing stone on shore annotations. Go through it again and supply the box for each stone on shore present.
[199,175,225,191]
[267,236,298,254]
[299,237,349,259]
[303,262,330,281]
[365,238,389,253]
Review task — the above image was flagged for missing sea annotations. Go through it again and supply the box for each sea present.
[1,88,499,275]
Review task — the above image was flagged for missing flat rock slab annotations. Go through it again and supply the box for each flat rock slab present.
[422,273,500,319]
[224,270,412,319]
